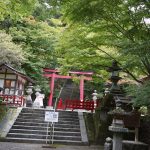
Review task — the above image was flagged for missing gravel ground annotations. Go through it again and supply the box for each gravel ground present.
[0,142,104,150]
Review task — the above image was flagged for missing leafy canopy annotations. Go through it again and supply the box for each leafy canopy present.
[127,80,150,107]
[55,0,150,82]
[0,0,38,20]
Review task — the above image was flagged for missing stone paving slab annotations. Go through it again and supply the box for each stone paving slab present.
[0,142,103,150]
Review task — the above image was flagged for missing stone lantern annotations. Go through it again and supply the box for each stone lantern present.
[92,90,98,108]
[26,84,33,107]
[107,61,122,92]
[106,61,128,150]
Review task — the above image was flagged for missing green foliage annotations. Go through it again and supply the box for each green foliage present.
[56,23,115,82]
[0,31,25,67]
[126,81,150,107]
[11,17,59,68]
[9,16,63,94]
[0,0,38,21]
[33,0,61,21]
[55,0,150,81]
[0,98,8,122]
[0,0,150,108]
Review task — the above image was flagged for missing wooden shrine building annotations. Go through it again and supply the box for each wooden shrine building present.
[0,64,34,106]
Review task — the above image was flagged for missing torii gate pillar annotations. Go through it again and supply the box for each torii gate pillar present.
[80,78,84,101]
[48,73,55,106]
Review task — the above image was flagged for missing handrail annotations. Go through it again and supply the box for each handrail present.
[54,87,63,111]
[54,79,67,110]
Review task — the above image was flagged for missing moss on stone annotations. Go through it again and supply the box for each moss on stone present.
[0,105,8,122]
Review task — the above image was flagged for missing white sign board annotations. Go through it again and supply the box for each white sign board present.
[45,111,59,122]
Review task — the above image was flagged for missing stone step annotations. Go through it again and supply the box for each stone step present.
[54,135,81,141]
[18,113,79,119]
[113,93,125,96]
[11,125,81,132]
[7,133,81,141]
[4,108,87,145]
[9,129,81,136]
[18,114,79,119]
[3,137,84,145]
[7,133,47,139]
[14,121,80,128]
[15,118,80,125]
[21,108,79,115]
[20,109,78,113]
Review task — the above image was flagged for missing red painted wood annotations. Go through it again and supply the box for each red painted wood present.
[43,69,59,73]
[57,98,64,109]
[43,69,93,106]
[0,94,25,106]
[44,74,71,79]
[69,71,93,75]
[43,74,53,77]
[48,73,55,106]
[44,74,92,80]
[43,69,93,75]
[64,100,95,112]
[80,78,84,101]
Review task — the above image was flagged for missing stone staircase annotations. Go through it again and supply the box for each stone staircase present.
[59,79,80,101]
[4,107,88,145]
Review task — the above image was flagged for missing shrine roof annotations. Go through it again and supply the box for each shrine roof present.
[0,63,35,83]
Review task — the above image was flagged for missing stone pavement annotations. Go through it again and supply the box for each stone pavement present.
[0,142,104,150]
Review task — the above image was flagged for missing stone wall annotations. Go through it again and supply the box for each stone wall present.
[139,116,150,148]
[84,110,112,145]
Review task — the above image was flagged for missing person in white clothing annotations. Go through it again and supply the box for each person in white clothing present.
[33,91,45,108]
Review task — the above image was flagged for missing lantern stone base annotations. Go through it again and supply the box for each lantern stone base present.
[109,119,128,150]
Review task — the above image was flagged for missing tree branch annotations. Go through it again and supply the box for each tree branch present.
[86,40,143,84]
[123,69,143,84]
[86,41,117,61]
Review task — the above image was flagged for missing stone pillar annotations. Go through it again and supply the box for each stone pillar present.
[26,84,33,107]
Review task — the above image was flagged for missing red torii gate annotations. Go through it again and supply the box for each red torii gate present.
[43,69,93,106]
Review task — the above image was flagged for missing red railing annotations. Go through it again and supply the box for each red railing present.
[64,100,95,112]
[0,94,25,107]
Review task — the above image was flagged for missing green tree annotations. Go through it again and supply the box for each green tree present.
[0,0,38,20]
[55,0,150,83]
[127,80,150,107]
[33,0,61,21]
[0,31,25,67]
[9,16,63,92]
